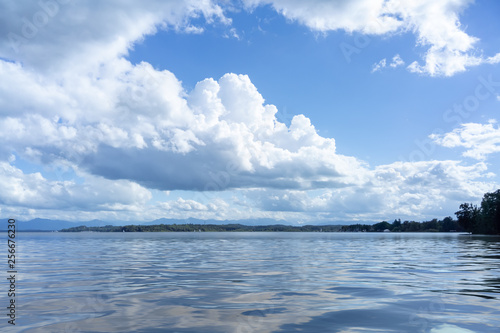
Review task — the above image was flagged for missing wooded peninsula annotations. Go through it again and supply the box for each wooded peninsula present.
[60,189,500,234]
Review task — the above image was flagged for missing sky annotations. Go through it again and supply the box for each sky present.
[1,0,500,224]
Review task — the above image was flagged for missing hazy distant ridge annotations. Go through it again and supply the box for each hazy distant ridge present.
[1,217,300,231]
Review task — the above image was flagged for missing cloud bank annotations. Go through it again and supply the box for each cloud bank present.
[0,59,365,193]
[0,0,498,222]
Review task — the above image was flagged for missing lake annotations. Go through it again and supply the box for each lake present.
[6,232,500,332]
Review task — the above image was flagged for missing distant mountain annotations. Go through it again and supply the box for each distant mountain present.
[1,218,122,231]
[1,217,341,231]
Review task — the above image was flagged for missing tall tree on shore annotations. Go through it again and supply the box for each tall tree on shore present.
[479,189,500,234]
[455,189,500,234]
[455,203,479,234]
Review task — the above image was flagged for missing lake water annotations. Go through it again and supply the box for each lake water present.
[5,232,500,332]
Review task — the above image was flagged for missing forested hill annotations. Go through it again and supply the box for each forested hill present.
[60,224,343,232]
[60,220,460,233]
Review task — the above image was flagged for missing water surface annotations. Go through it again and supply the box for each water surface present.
[7,232,500,332]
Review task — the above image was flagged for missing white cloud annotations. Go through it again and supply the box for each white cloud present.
[430,324,476,333]
[372,54,405,73]
[243,0,500,76]
[251,160,496,221]
[0,54,368,192]
[372,58,387,73]
[223,27,240,40]
[0,162,151,211]
[0,1,373,221]
[431,121,500,160]
[0,0,229,72]
[243,0,403,34]
[161,198,213,212]
[390,54,404,68]
[158,197,230,215]
[183,25,205,34]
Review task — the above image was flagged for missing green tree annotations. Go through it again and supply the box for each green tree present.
[441,216,458,232]
[479,189,500,234]
[391,219,402,232]
[455,203,479,234]
[373,221,392,231]
[408,221,421,232]
[422,218,439,232]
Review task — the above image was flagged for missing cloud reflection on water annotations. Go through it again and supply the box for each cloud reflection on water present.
[11,232,500,332]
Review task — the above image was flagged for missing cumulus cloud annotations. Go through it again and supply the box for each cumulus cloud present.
[0,0,229,72]
[158,197,230,215]
[431,121,500,160]
[0,0,370,221]
[0,161,151,211]
[252,159,496,221]
[243,0,403,34]
[0,59,366,192]
[0,0,367,194]
[243,0,500,76]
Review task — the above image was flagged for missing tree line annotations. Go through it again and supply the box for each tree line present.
[59,189,500,234]
[341,189,500,234]
[455,189,500,234]
[60,224,344,232]
[61,219,461,233]
[339,217,460,232]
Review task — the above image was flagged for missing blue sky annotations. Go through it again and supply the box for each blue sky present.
[1,0,500,224]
